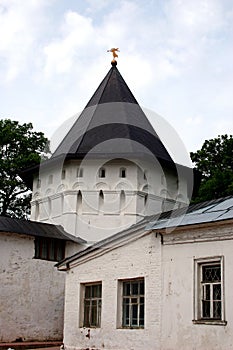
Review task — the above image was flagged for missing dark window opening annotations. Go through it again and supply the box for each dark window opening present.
[62,169,66,179]
[83,283,102,328]
[99,168,105,178]
[122,278,144,328]
[34,237,65,262]
[120,168,126,178]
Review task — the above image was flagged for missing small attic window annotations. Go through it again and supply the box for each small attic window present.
[120,167,126,178]
[34,237,65,262]
[99,167,106,178]
[77,167,83,178]
[48,174,53,184]
[61,169,66,180]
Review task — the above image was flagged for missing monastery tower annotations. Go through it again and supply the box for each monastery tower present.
[26,61,191,243]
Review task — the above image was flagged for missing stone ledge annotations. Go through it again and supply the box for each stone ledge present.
[0,341,62,350]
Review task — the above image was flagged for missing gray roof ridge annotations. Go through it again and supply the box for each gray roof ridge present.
[0,215,85,243]
[55,216,150,268]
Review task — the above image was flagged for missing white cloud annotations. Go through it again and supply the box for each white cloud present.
[43,11,95,76]
[185,116,203,126]
[0,0,232,155]
[0,0,50,81]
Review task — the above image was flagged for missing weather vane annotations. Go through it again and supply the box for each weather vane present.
[107,48,120,65]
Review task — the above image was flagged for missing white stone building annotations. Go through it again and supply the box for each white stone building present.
[57,196,233,350]
[24,61,193,244]
[0,59,198,347]
[0,216,84,342]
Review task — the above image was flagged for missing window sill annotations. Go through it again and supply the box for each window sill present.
[192,319,227,326]
[117,327,144,330]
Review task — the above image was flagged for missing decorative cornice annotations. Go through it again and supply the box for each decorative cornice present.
[160,220,233,245]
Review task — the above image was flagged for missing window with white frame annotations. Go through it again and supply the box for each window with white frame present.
[194,257,226,324]
[121,278,144,328]
[82,283,102,328]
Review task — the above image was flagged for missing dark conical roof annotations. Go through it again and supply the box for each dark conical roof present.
[52,64,174,166]
[84,64,138,107]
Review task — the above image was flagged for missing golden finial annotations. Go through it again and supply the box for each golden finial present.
[107,48,120,65]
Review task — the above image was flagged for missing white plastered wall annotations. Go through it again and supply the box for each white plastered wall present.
[63,233,162,350]
[161,224,233,350]
[0,232,65,342]
[31,158,189,242]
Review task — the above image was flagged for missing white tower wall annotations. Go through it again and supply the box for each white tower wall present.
[31,158,189,243]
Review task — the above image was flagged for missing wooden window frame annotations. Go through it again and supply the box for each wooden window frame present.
[34,237,65,262]
[193,256,227,326]
[80,282,102,328]
[118,278,145,329]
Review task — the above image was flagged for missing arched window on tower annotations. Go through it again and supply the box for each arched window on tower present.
[120,167,126,178]
[144,193,148,208]
[77,190,82,214]
[120,190,126,213]
[99,167,106,178]
[99,190,104,213]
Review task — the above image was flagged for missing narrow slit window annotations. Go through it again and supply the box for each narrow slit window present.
[120,167,126,178]
[99,190,104,212]
[77,190,82,213]
[99,167,105,178]
[62,169,66,180]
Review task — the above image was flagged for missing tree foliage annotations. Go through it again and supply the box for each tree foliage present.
[190,134,233,202]
[0,119,49,218]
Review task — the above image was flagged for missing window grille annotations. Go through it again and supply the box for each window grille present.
[83,283,102,328]
[201,264,221,319]
[193,257,226,325]
[122,279,144,328]
[34,237,65,262]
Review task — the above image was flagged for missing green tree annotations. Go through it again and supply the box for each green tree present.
[0,119,49,218]
[190,134,233,202]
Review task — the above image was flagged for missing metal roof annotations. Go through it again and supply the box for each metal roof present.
[56,196,233,269]
[51,64,175,166]
[146,196,233,230]
[55,216,150,269]
[0,216,85,243]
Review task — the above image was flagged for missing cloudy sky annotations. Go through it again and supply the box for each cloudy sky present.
[0,0,232,158]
